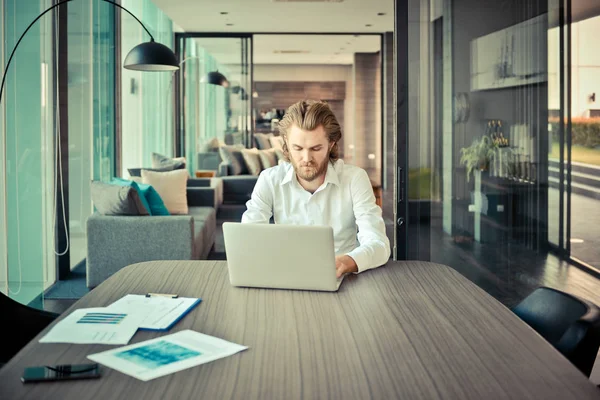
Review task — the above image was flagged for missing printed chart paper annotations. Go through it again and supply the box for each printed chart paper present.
[39,307,143,345]
[88,330,248,381]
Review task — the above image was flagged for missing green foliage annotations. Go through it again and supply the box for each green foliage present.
[550,118,600,148]
[460,136,497,182]
[408,168,432,200]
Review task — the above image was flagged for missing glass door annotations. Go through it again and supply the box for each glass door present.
[396,0,590,295]
[547,0,572,257]
[175,33,253,174]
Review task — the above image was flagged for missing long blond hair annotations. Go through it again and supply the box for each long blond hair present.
[277,100,342,162]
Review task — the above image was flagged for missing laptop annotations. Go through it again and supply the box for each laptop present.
[222,222,345,291]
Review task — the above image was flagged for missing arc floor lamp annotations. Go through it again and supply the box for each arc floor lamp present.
[0,0,180,106]
[0,0,180,292]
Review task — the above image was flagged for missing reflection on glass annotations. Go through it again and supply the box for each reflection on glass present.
[404,0,589,303]
[180,37,252,174]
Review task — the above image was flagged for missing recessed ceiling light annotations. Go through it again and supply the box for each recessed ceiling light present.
[365,24,372,27]
[221,12,228,15]
[353,34,360,37]
[226,23,234,26]
[273,50,310,54]
[334,52,339,55]
[340,47,345,50]
[377,12,386,16]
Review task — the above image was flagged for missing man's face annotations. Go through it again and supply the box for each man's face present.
[287,124,332,182]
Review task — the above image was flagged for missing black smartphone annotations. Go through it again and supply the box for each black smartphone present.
[21,363,101,383]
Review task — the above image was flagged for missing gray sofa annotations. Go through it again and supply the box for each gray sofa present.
[196,133,283,216]
[86,181,218,288]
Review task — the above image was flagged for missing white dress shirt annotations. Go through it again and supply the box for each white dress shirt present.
[241,159,391,273]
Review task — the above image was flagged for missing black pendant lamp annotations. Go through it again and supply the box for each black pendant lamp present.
[0,0,180,113]
[201,71,229,87]
[123,40,179,71]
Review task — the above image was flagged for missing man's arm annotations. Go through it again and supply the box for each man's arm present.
[345,169,391,273]
[241,171,273,224]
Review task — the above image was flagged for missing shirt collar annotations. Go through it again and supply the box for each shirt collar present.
[281,160,341,187]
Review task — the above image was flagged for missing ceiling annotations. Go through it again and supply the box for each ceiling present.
[152,0,394,33]
[572,0,600,23]
[193,34,381,66]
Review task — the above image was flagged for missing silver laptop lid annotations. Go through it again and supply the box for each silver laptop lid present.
[222,223,340,291]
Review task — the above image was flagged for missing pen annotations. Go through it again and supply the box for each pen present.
[146,293,179,298]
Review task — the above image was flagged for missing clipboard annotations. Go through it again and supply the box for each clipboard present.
[107,294,202,331]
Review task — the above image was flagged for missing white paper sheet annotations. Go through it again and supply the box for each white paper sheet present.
[39,307,143,345]
[107,294,200,331]
[590,348,600,385]
[87,329,248,381]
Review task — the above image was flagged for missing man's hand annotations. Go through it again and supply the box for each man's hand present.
[335,255,358,278]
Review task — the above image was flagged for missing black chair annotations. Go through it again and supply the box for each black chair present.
[512,287,600,377]
[0,292,59,366]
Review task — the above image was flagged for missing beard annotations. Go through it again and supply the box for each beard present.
[291,157,330,182]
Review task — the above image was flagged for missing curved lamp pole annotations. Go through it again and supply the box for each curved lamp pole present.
[0,0,179,106]
[0,0,179,294]
[164,56,230,153]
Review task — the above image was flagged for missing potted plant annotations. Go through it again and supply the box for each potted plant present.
[460,136,497,182]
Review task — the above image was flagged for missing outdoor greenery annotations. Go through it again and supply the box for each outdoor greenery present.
[408,168,432,200]
[550,142,600,166]
[549,117,600,148]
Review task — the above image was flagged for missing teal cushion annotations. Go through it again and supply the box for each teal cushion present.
[110,178,152,215]
[136,182,170,216]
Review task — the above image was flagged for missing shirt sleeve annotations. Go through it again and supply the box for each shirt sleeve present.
[241,171,273,224]
[346,169,391,273]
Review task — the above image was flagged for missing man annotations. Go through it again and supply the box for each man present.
[242,100,390,278]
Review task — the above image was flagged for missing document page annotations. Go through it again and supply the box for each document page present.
[88,330,248,381]
[107,294,200,331]
[39,307,143,345]
[590,348,600,385]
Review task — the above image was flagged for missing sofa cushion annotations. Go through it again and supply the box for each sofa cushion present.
[274,148,286,163]
[241,148,262,176]
[142,169,189,215]
[128,166,175,178]
[152,152,186,170]
[258,148,277,169]
[254,133,273,150]
[198,137,220,153]
[219,145,248,176]
[136,182,170,216]
[90,181,149,216]
[269,136,285,150]
[110,178,153,215]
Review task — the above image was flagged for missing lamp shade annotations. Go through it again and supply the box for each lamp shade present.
[201,71,229,87]
[123,41,179,71]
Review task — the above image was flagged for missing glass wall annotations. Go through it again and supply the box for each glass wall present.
[178,36,251,174]
[1,0,55,307]
[403,0,580,305]
[121,0,174,178]
[553,15,600,270]
[67,0,116,270]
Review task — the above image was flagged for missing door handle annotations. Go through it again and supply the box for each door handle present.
[397,167,404,202]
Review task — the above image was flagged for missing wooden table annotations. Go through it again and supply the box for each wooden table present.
[1,261,598,399]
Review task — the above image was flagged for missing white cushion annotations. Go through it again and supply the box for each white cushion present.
[258,148,278,168]
[141,169,189,215]
[151,152,186,169]
[269,136,285,150]
[241,148,262,176]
